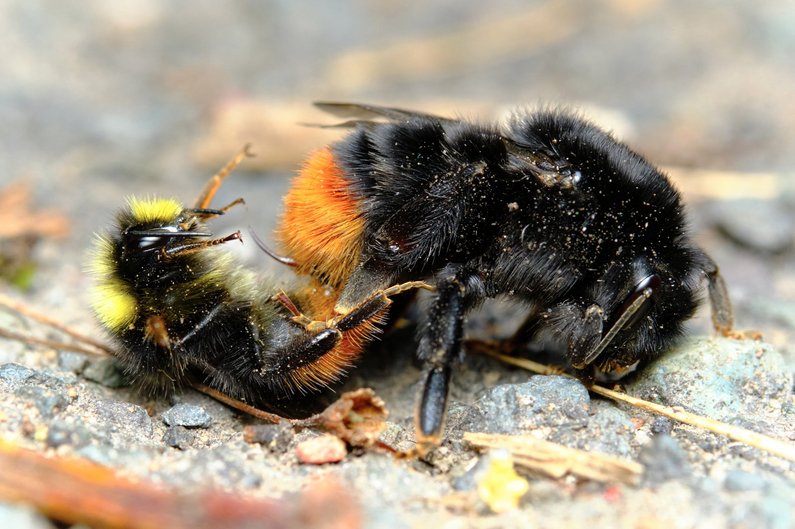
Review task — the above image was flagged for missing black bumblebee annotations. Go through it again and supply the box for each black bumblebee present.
[276,103,734,452]
[90,148,427,417]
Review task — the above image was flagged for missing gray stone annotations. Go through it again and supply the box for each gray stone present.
[456,375,590,435]
[244,422,293,453]
[45,420,93,449]
[651,416,674,435]
[162,403,212,428]
[552,400,635,457]
[0,363,36,389]
[56,397,157,449]
[15,385,70,419]
[628,338,793,437]
[163,425,195,450]
[57,351,90,374]
[82,357,127,388]
[93,398,154,438]
[639,434,692,484]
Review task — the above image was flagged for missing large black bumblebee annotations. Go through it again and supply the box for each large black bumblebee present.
[89,148,427,417]
[276,103,734,452]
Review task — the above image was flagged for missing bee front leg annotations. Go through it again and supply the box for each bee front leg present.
[537,301,604,381]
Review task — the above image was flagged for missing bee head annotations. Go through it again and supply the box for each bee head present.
[577,251,704,378]
[118,197,211,258]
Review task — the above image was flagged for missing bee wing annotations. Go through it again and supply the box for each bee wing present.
[310,101,455,128]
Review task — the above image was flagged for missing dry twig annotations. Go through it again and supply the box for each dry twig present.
[0,438,361,529]
[0,292,112,355]
[464,432,642,485]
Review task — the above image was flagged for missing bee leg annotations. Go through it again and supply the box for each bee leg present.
[184,197,246,220]
[538,301,604,371]
[162,231,242,259]
[414,267,479,455]
[193,144,254,209]
[272,291,327,332]
[260,282,435,395]
[334,281,433,331]
[274,281,434,333]
[267,327,345,375]
[700,254,734,335]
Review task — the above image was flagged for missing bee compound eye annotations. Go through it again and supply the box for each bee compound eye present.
[123,225,182,253]
[135,235,167,249]
[615,273,662,333]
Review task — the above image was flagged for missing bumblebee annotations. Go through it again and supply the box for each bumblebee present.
[276,103,734,451]
[90,148,427,417]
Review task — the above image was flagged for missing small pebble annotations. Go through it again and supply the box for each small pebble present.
[162,403,212,428]
[15,385,69,419]
[82,358,126,388]
[45,421,92,449]
[57,351,90,374]
[0,363,36,388]
[243,422,293,452]
[651,417,674,435]
[163,425,195,450]
[295,434,347,464]
[639,434,692,484]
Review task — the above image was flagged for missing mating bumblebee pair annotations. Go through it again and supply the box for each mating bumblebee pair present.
[91,103,733,453]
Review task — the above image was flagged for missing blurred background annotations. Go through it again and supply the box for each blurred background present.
[0,0,793,362]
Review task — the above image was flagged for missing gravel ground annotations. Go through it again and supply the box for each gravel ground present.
[1,2,794,528]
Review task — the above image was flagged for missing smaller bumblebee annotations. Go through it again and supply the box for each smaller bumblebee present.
[90,148,426,417]
[276,103,735,452]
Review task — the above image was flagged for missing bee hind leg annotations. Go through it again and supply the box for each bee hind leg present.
[414,266,481,455]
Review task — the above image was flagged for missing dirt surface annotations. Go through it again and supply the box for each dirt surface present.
[1,2,794,528]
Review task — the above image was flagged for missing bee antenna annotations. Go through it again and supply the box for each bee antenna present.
[248,226,298,268]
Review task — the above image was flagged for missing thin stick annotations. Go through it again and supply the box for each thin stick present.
[474,345,795,463]
[0,293,114,355]
[0,328,107,357]
[191,383,284,423]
